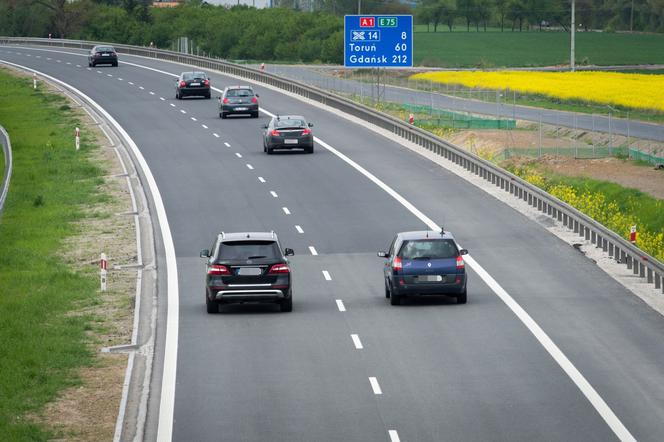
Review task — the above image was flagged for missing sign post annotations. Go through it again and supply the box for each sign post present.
[100,253,108,291]
[344,15,413,69]
[75,127,80,151]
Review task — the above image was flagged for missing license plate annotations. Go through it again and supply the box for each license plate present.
[238,267,262,276]
[191,82,200,86]
[235,107,247,111]
[102,53,109,56]
[419,275,443,282]
[284,139,298,144]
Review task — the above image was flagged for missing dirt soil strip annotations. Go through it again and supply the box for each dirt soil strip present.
[4,68,145,441]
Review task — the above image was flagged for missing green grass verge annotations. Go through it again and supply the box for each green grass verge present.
[0,68,106,440]
[413,31,664,68]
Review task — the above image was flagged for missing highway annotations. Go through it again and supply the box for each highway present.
[2,46,664,442]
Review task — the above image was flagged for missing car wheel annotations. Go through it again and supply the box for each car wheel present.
[206,294,218,314]
[280,296,293,312]
[457,289,467,304]
[252,112,259,118]
[390,290,402,306]
[91,62,95,67]
[113,62,118,67]
[306,145,314,154]
[263,142,267,153]
[267,146,273,155]
[385,280,391,298]
[175,91,180,100]
[221,112,227,119]
[88,61,92,67]
[205,93,211,99]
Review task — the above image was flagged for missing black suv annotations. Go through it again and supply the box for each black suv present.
[219,86,259,118]
[200,232,294,313]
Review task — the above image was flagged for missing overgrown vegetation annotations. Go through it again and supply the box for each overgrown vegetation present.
[0,69,104,439]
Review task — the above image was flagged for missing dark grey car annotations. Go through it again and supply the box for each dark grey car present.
[219,86,259,118]
[88,45,118,67]
[175,71,211,99]
[263,115,314,154]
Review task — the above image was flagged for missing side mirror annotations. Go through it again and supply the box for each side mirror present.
[308,122,314,127]
[255,93,260,98]
[200,249,210,258]
[284,248,294,256]
[262,124,268,129]
[459,249,468,255]
[377,251,389,258]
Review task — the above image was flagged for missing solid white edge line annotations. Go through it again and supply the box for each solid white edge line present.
[308,246,318,256]
[369,377,382,395]
[388,430,400,442]
[322,270,332,281]
[6,48,634,442]
[0,60,180,442]
[351,334,363,350]
[335,299,346,312]
[295,225,303,233]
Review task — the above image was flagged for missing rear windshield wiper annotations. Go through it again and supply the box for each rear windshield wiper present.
[413,256,431,260]
[247,255,267,259]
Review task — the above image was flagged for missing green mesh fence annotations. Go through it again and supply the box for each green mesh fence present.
[492,146,630,161]
[630,148,664,165]
[403,104,516,130]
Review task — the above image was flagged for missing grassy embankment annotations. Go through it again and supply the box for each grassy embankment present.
[0,68,106,439]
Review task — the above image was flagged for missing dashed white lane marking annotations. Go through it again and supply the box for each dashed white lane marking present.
[351,334,363,350]
[96,70,102,74]
[336,300,346,312]
[139,86,144,90]
[66,62,70,65]
[150,91,155,95]
[235,153,242,158]
[388,430,400,442]
[308,246,318,256]
[224,142,231,147]
[128,81,134,85]
[107,73,112,77]
[179,109,186,114]
[191,117,197,121]
[201,124,208,129]
[56,60,61,63]
[47,57,52,60]
[26,54,31,57]
[246,164,254,170]
[270,191,278,198]
[86,68,91,71]
[282,207,291,215]
[322,271,332,281]
[295,225,304,234]
[369,377,382,395]
[36,55,41,58]
[169,103,176,107]
[118,78,123,81]
[213,133,220,138]
[76,64,81,68]
[258,177,266,183]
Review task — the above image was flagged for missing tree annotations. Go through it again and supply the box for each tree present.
[495,0,510,30]
[476,0,493,30]
[508,0,528,30]
[457,0,477,30]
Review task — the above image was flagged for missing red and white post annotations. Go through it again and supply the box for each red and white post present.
[75,127,80,151]
[100,253,108,291]
[260,62,265,72]
[33,73,37,90]
[629,225,637,244]
[408,114,414,124]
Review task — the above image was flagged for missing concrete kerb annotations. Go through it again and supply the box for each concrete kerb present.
[0,124,12,216]
[0,60,158,442]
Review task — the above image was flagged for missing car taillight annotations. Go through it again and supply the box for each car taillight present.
[301,129,311,135]
[270,130,280,136]
[268,263,290,274]
[203,79,209,86]
[223,98,229,104]
[95,52,102,56]
[251,97,258,103]
[179,80,186,87]
[456,255,465,270]
[392,257,402,271]
[207,264,230,275]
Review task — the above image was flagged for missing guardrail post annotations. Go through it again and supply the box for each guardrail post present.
[608,242,614,257]
[574,220,579,234]
[655,272,661,289]
[647,267,653,283]
[639,261,645,277]
[602,237,608,252]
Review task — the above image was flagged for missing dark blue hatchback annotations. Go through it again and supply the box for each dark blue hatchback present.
[378,230,468,305]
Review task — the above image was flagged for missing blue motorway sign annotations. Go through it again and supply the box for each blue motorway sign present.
[344,15,413,68]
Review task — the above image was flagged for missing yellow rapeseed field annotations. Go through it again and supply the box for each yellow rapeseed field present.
[410,71,664,113]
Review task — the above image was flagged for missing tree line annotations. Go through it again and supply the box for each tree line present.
[0,0,662,65]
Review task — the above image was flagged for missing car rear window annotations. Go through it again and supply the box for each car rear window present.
[96,46,114,52]
[226,89,253,97]
[398,239,458,260]
[217,241,280,260]
[276,119,305,128]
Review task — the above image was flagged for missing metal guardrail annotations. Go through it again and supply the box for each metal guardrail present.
[0,124,12,216]
[2,36,662,294]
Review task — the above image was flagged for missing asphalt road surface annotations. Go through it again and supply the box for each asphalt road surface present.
[260,64,664,143]
[3,46,664,442]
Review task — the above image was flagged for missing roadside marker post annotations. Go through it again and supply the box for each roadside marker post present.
[408,113,414,124]
[75,127,80,150]
[630,225,637,244]
[100,253,108,291]
[33,73,37,90]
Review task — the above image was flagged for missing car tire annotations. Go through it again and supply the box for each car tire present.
[221,112,227,119]
[390,290,402,306]
[457,289,467,304]
[206,295,218,314]
[91,62,95,67]
[267,146,273,155]
[306,145,314,154]
[280,296,293,312]
[88,61,92,67]
[385,280,391,298]
[176,91,180,100]
[252,112,259,118]
[113,62,118,67]
[205,93,211,99]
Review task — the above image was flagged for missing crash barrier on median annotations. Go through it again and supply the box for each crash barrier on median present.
[403,104,517,130]
[0,124,12,216]
[2,37,662,294]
